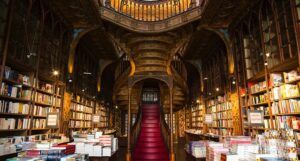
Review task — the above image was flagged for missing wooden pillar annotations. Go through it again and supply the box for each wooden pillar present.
[126,87,132,161]
[0,0,15,91]
[169,87,175,161]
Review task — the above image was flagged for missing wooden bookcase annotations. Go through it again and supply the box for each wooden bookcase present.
[0,65,65,137]
[191,104,204,130]
[95,101,109,128]
[205,95,233,136]
[232,0,300,138]
[69,94,94,130]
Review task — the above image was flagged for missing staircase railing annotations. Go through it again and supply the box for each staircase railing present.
[130,104,142,153]
[159,104,171,153]
[99,0,207,22]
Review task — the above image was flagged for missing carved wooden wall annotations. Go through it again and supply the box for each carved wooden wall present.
[230,92,242,135]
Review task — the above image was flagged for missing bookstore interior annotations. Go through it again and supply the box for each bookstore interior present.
[2,0,300,161]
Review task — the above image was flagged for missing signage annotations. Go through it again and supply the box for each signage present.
[93,115,101,123]
[46,112,59,128]
[248,110,264,125]
[204,114,213,124]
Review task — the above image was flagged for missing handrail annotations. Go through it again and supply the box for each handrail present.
[171,57,187,82]
[115,55,130,81]
[99,0,206,22]
[130,104,142,152]
[160,104,171,152]
[99,4,205,33]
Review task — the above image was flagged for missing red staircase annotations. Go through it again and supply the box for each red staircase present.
[133,104,170,161]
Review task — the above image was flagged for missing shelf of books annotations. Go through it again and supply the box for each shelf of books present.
[241,68,300,138]
[69,95,94,130]
[269,70,300,132]
[95,102,109,128]
[31,78,63,135]
[0,66,33,137]
[0,66,64,137]
[185,107,190,129]
[191,104,204,129]
[206,95,233,136]
[245,80,273,136]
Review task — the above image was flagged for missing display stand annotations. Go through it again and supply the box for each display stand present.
[89,150,118,161]
[185,131,220,142]
[185,150,205,161]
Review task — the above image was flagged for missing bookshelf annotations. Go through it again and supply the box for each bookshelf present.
[0,66,64,137]
[31,79,63,135]
[69,95,94,130]
[206,95,233,136]
[185,107,190,129]
[191,104,204,129]
[95,102,109,128]
[269,70,300,132]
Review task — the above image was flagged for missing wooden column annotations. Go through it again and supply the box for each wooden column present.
[169,87,175,161]
[0,0,15,91]
[126,87,132,161]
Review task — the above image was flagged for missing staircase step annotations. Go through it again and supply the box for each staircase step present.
[133,153,169,160]
[140,128,161,133]
[134,148,168,153]
[141,124,160,128]
[140,133,162,137]
[133,104,169,161]
[142,120,159,124]
[142,117,159,120]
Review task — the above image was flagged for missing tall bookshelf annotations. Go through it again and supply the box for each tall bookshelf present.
[69,95,94,130]
[191,104,204,130]
[206,95,233,136]
[0,65,64,137]
[185,107,190,129]
[31,77,64,135]
[95,101,109,128]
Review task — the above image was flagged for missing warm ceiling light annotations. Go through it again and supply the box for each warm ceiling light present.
[266,52,270,58]
[196,100,200,103]
[115,105,118,109]
[204,77,208,80]
[216,88,219,92]
[232,80,236,85]
[53,70,59,76]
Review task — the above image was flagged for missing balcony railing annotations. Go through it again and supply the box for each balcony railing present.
[95,0,207,32]
[100,0,206,21]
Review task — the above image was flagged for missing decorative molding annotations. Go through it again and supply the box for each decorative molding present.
[99,7,204,33]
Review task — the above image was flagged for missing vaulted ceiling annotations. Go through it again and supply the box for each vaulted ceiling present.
[46,0,255,60]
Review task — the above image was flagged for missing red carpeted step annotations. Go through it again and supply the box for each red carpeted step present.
[132,104,170,161]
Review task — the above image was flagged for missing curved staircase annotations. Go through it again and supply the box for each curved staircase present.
[133,104,170,161]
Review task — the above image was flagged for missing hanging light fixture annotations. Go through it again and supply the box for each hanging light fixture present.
[53,70,59,76]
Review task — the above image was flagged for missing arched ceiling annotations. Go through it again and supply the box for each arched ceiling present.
[80,29,119,59]
[183,29,225,60]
